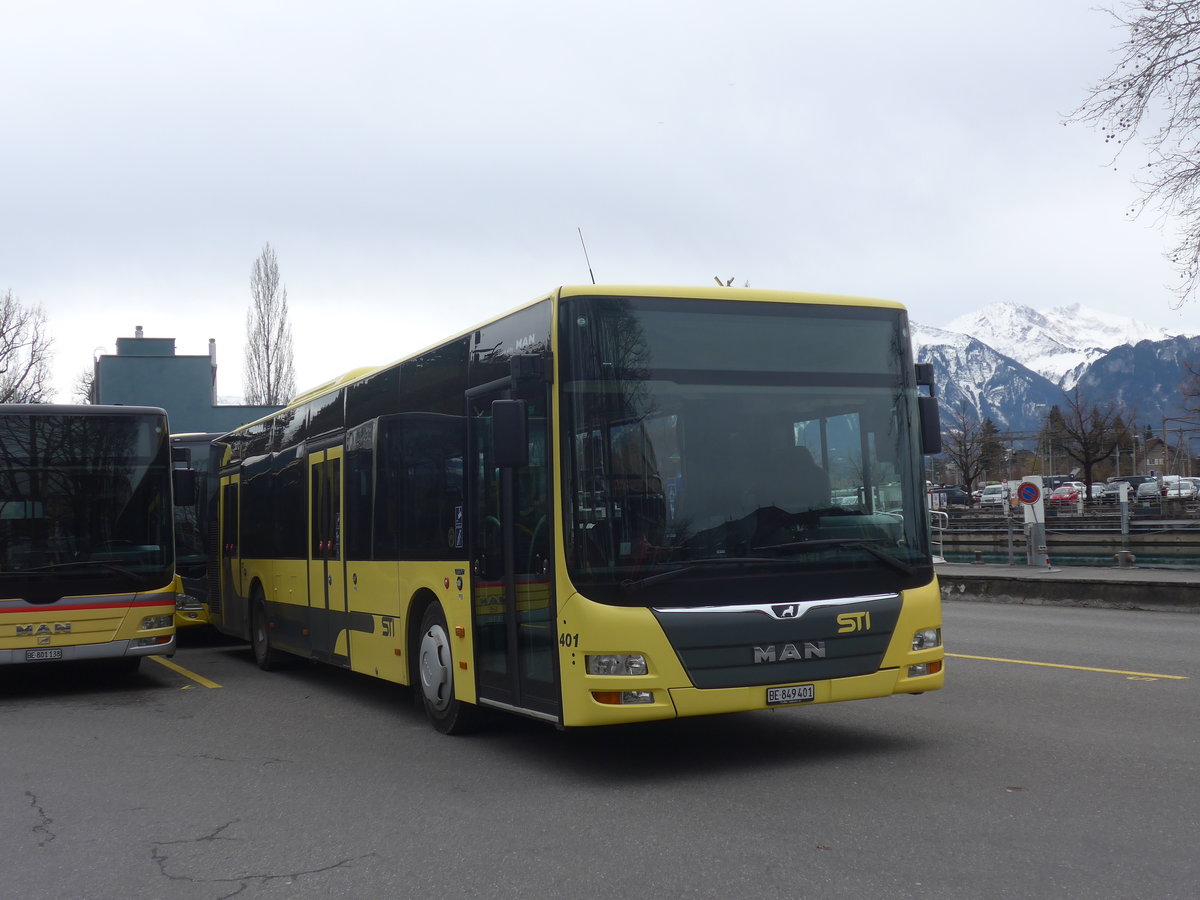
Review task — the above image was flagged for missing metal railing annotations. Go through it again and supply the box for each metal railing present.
[929,509,948,562]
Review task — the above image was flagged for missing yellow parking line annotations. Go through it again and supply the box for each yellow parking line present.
[946,652,1188,680]
[150,655,223,689]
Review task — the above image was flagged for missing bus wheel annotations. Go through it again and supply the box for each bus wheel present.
[251,593,283,671]
[417,603,479,734]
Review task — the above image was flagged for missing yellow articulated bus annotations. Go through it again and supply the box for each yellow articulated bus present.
[0,404,181,672]
[209,286,945,732]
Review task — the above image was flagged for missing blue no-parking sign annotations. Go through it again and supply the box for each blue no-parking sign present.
[1017,481,1040,504]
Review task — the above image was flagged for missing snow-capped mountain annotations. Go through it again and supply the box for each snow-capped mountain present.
[1076,334,1200,419]
[944,301,1184,390]
[911,324,1065,433]
[912,301,1198,436]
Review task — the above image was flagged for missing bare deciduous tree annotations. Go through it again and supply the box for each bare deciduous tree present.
[73,366,95,403]
[0,288,52,403]
[1046,391,1132,495]
[244,243,296,406]
[941,400,991,492]
[1182,358,1200,414]
[1071,0,1200,305]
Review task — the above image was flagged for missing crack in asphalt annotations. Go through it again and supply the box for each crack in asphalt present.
[149,820,374,898]
[195,752,293,767]
[25,791,56,847]
[155,819,242,847]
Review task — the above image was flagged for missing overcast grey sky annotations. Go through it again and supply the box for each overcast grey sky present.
[2,1,1195,402]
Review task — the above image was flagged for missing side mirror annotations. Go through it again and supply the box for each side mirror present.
[173,469,198,507]
[918,395,942,455]
[492,399,529,467]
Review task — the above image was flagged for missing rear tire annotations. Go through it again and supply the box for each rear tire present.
[417,603,480,734]
[250,593,284,671]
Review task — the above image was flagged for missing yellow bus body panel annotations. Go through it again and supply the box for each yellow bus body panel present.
[430,562,477,705]
[880,576,944,682]
[555,577,944,727]
[345,559,406,684]
[241,554,476,698]
[270,558,309,609]
[338,559,475,698]
[556,592,694,727]
[1,582,177,663]
[174,606,210,628]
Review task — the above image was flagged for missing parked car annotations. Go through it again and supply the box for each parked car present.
[1165,478,1199,500]
[1089,483,1106,499]
[979,483,1009,506]
[1047,484,1083,505]
[929,485,971,506]
[1043,475,1077,491]
[1100,475,1154,502]
[1136,481,1164,501]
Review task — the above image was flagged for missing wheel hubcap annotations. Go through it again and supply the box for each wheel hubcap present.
[418,624,452,711]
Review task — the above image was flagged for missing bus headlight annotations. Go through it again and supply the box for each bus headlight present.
[908,661,943,678]
[912,628,941,651]
[140,615,173,631]
[176,592,203,611]
[591,690,654,705]
[586,654,648,676]
[132,635,173,648]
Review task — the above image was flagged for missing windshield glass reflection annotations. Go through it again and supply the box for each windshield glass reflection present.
[558,295,930,605]
[0,412,173,599]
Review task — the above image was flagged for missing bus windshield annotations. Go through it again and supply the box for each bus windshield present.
[0,411,173,601]
[558,295,931,606]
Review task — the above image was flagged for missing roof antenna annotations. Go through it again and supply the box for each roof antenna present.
[577,227,596,284]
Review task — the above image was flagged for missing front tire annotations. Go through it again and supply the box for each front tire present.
[417,603,479,734]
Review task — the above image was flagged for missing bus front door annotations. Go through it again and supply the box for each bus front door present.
[307,446,348,666]
[468,385,559,722]
[219,474,244,635]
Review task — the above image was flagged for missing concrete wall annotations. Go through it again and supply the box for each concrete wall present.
[938,567,1199,613]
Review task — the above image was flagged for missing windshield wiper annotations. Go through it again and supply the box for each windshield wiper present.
[19,559,147,581]
[619,537,919,594]
[752,538,917,576]
[619,556,801,593]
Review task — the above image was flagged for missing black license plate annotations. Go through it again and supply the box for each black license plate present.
[25,648,63,661]
[766,684,815,705]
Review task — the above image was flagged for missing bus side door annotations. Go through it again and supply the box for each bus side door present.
[308,445,348,666]
[468,383,558,721]
[219,474,245,636]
